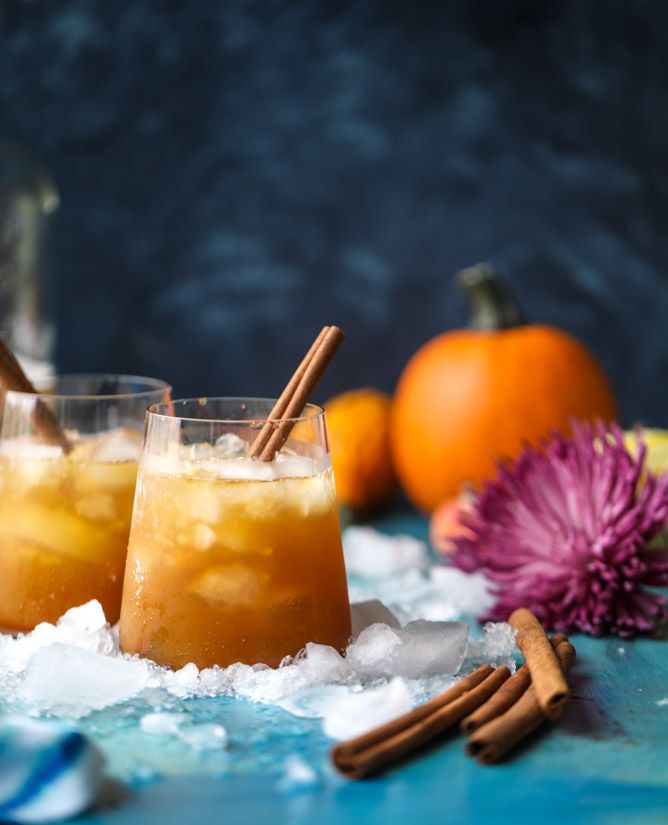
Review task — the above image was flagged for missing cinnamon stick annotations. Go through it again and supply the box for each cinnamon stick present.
[460,665,531,734]
[0,338,71,453]
[466,639,576,764]
[508,608,571,720]
[460,632,569,734]
[249,325,330,459]
[332,665,510,779]
[334,665,493,761]
[252,325,344,462]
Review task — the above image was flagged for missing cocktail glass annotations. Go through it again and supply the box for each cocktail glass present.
[119,397,352,669]
[0,374,171,630]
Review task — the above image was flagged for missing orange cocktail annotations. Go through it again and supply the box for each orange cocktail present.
[120,398,352,668]
[0,375,171,630]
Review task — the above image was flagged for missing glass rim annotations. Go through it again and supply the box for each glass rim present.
[147,397,325,425]
[4,373,172,402]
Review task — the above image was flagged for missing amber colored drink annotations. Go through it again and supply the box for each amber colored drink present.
[0,429,141,630]
[0,374,170,630]
[120,456,352,669]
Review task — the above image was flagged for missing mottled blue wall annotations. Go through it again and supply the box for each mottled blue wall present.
[1,1,667,424]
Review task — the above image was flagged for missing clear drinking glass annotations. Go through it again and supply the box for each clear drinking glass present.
[0,374,171,630]
[119,398,352,669]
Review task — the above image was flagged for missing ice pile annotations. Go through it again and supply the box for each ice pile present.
[344,526,494,622]
[343,527,430,578]
[21,644,150,713]
[0,602,154,716]
[346,619,468,678]
[321,678,414,740]
[278,755,320,792]
[0,528,513,747]
[139,714,228,751]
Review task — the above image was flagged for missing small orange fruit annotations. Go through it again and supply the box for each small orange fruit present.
[429,490,476,555]
[324,388,396,511]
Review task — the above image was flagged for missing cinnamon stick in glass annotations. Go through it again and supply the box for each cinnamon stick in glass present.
[249,325,330,459]
[0,338,71,453]
[508,608,571,720]
[250,325,344,462]
[466,639,576,764]
[332,664,510,779]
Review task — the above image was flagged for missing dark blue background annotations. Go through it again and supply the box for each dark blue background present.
[1,0,667,424]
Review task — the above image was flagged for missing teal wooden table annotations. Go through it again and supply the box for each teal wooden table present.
[78,512,668,825]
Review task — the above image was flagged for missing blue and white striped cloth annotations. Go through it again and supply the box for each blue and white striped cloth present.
[0,716,104,824]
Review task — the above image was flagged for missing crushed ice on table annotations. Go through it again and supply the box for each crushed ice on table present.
[277,754,320,793]
[350,599,400,636]
[348,619,469,678]
[466,620,518,667]
[322,677,414,740]
[343,526,430,578]
[20,644,151,714]
[175,722,228,750]
[0,527,515,781]
[139,712,191,736]
[344,527,494,623]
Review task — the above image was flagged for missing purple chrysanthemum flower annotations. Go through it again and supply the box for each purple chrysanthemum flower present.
[450,421,668,637]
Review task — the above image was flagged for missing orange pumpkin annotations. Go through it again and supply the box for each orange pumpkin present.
[390,265,617,512]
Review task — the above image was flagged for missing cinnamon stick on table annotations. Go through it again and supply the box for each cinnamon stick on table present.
[466,639,576,764]
[460,633,570,734]
[250,325,344,462]
[0,338,71,453]
[460,665,531,734]
[331,664,510,780]
[508,608,571,720]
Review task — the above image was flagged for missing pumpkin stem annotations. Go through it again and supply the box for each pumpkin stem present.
[456,263,526,331]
